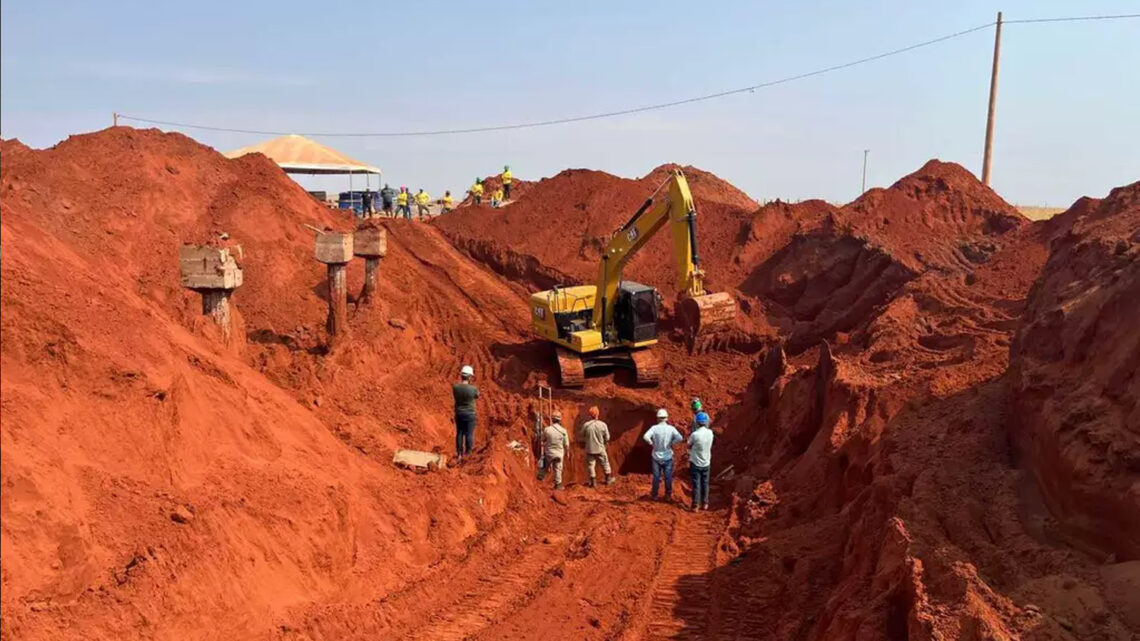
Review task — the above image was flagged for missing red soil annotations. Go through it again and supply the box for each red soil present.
[2,128,1137,640]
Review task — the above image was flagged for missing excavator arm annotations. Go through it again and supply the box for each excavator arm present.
[591,168,734,338]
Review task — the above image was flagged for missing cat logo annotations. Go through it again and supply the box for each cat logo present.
[626,227,640,242]
[533,306,546,320]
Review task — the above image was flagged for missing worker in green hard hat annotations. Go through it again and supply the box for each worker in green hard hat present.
[501,165,513,200]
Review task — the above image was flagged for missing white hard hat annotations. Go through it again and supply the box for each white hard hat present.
[656,408,668,420]
[460,365,474,377]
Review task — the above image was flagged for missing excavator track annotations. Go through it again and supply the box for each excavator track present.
[631,349,662,386]
[555,348,585,387]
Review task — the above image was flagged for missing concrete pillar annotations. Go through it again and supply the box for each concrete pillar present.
[315,232,353,343]
[179,245,243,342]
[354,226,387,303]
[201,289,233,337]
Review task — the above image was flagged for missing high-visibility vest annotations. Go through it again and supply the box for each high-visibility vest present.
[502,170,512,184]
[397,192,408,205]
[416,192,430,205]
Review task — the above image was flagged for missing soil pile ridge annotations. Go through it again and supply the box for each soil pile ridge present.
[1010,181,1140,561]
[436,166,756,301]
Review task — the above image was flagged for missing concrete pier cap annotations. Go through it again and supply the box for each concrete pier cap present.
[353,227,387,258]
[178,245,243,341]
[315,232,353,264]
[179,245,243,290]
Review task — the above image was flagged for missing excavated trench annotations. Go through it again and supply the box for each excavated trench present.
[2,130,1138,641]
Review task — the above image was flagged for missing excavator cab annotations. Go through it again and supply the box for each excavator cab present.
[613,282,658,343]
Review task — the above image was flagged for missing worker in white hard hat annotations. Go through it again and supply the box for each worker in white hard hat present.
[452,365,479,462]
[538,409,570,490]
[642,408,683,501]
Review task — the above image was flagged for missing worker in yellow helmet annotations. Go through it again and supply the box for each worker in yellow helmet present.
[501,165,513,200]
[396,186,410,220]
[415,188,431,220]
[470,178,484,205]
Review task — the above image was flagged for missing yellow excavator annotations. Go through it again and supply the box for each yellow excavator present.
[529,168,736,386]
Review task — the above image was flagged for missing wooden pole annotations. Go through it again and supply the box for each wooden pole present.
[981,12,1002,187]
[113,112,119,127]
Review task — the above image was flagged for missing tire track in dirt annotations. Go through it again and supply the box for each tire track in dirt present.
[408,539,565,641]
[637,509,725,640]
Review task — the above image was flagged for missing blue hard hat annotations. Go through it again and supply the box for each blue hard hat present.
[696,411,710,426]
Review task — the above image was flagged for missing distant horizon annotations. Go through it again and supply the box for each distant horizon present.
[3,1,1137,208]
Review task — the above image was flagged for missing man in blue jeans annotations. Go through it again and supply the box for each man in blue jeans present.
[688,411,714,511]
[643,408,683,501]
[452,365,479,462]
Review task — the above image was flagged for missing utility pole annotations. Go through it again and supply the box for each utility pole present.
[113,112,119,127]
[861,149,870,194]
[981,11,1002,186]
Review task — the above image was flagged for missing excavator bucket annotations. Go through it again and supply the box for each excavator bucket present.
[676,292,737,337]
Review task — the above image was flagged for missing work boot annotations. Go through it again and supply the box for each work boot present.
[605,474,615,485]
[588,478,596,488]
[555,483,564,491]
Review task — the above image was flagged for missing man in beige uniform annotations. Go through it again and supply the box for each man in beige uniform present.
[538,409,570,490]
[581,406,614,488]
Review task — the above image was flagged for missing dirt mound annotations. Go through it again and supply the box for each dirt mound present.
[1010,181,1140,561]
[0,127,344,335]
[842,159,1026,272]
[0,128,553,640]
[436,166,756,303]
[641,163,757,211]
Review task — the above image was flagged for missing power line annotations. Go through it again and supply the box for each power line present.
[117,13,1138,139]
[119,21,996,138]
[1005,13,1139,24]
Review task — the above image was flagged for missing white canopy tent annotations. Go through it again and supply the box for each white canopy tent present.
[225,134,381,196]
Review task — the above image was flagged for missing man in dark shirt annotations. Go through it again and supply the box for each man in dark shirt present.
[380,184,396,217]
[452,365,479,462]
[361,189,373,218]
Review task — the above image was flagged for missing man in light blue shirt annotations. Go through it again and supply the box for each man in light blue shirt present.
[643,408,684,501]
[688,411,715,511]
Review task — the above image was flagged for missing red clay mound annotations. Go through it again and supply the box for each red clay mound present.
[641,163,757,211]
[735,160,1036,361]
[436,166,756,303]
[0,127,344,335]
[0,128,553,640]
[709,180,1140,639]
[1010,181,1140,561]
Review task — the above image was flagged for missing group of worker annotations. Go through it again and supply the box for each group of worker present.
[357,164,513,219]
[361,185,453,220]
[468,165,513,208]
[451,365,715,512]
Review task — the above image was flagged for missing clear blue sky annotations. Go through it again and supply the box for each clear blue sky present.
[2,1,1137,206]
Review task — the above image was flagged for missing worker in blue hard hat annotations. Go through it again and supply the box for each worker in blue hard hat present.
[687,411,714,511]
